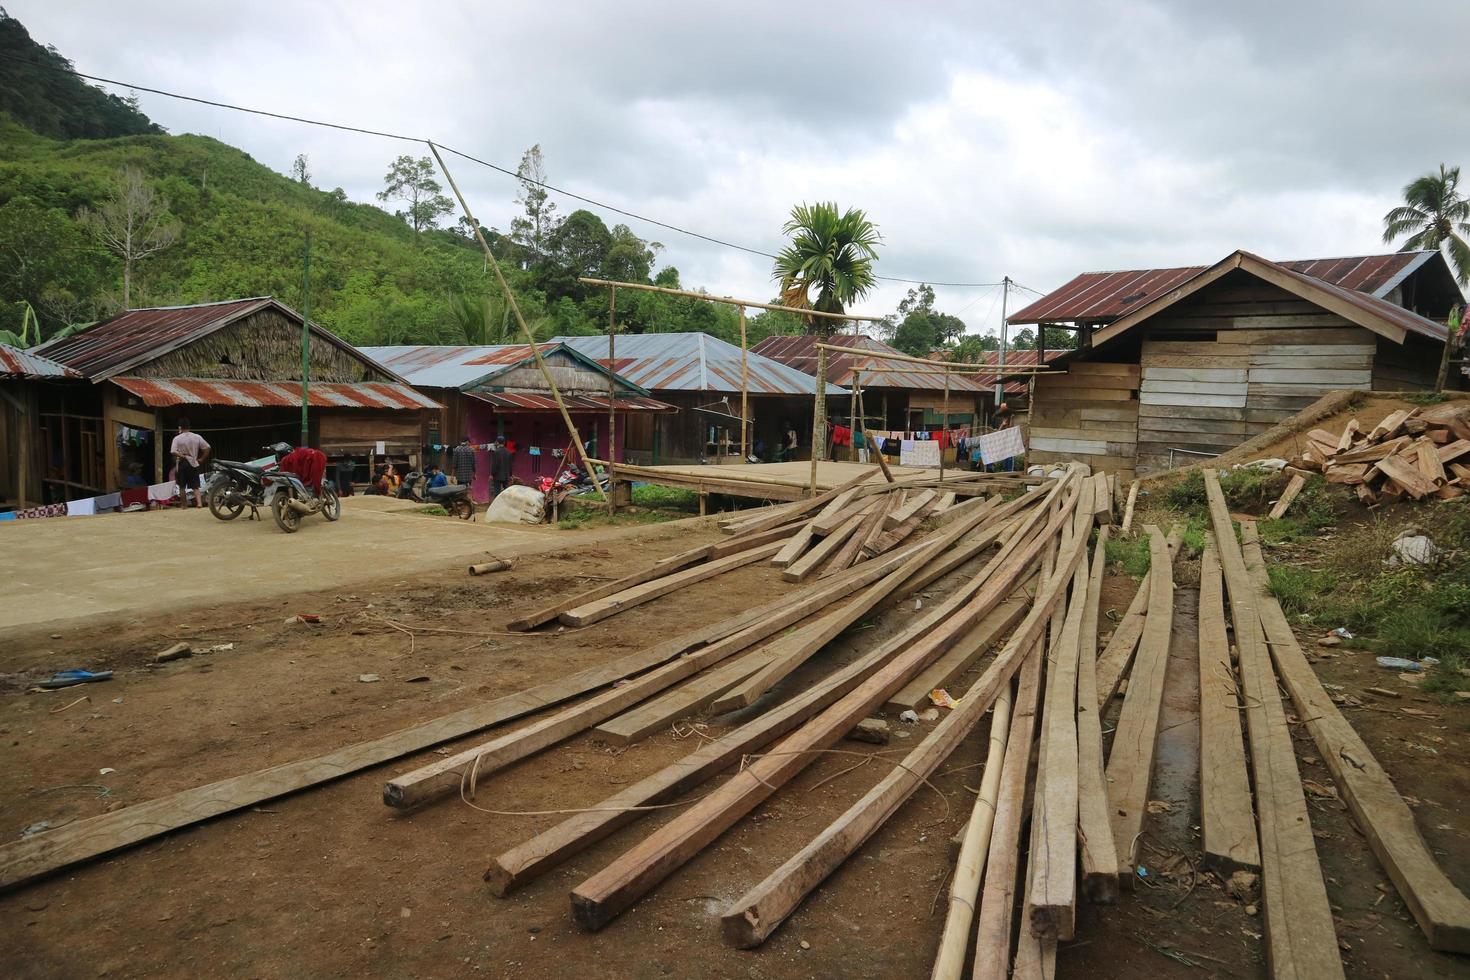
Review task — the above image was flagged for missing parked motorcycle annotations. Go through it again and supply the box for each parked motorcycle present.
[267,468,341,533]
[396,470,475,520]
[205,443,290,521]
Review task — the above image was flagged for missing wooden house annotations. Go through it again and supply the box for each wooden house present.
[360,342,676,502]
[31,297,438,493]
[552,333,838,464]
[0,343,84,510]
[1008,250,1462,477]
[752,333,990,434]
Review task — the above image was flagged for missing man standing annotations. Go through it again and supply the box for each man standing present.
[170,418,210,508]
[489,437,512,499]
[451,438,477,488]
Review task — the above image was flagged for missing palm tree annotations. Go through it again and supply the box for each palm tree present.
[773,203,882,463]
[1382,163,1470,285]
[773,202,882,336]
[444,293,553,345]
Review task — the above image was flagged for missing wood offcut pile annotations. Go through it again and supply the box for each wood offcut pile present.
[1281,401,1470,511]
[3,463,1469,975]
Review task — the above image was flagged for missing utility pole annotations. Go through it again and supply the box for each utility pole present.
[300,231,311,447]
[994,276,1011,406]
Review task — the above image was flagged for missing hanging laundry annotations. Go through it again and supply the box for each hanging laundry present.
[65,497,96,517]
[94,493,122,512]
[120,488,148,510]
[831,425,852,447]
[147,481,179,504]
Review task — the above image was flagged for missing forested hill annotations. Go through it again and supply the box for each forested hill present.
[0,11,792,350]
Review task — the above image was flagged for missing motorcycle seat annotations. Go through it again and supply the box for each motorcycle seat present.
[220,460,267,475]
[426,485,466,500]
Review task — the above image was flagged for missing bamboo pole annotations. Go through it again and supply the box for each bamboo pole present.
[607,286,618,513]
[815,343,1053,373]
[940,367,950,483]
[739,306,749,460]
[429,142,607,501]
[577,277,883,323]
[848,369,860,462]
[810,345,827,495]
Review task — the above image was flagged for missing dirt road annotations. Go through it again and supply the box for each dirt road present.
[0,496,673,638]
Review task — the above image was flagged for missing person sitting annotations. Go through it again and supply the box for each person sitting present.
[425,464,449,490]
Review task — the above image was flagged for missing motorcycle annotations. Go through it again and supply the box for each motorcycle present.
[266,468,341,533]
[204,443,289,521]
[396,470,475,520]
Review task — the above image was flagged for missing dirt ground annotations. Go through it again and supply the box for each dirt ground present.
[2,507,1469,978]
[0,495,682,637]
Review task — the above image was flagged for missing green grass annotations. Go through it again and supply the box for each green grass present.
[556,501,678,530]
[414,505,449,517]
[630,485,699,511]
[1259,476,1337,544]
[1266,564,1339,619]
[1404,391,1449,407]
[1106,534,1152,578]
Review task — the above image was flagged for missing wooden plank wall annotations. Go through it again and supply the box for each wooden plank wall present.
[1027,363,1139,478]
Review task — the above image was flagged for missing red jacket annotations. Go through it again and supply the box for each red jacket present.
[279,447,328,493]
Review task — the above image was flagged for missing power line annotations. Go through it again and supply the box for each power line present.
[22,54,1017,289]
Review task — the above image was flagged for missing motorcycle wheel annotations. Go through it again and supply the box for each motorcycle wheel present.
[272,491,301,533]
[321,485,341,521]
[453,497,474,521]
[208,489,246,522]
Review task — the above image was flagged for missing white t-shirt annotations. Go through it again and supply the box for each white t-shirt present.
[170,431,210,466]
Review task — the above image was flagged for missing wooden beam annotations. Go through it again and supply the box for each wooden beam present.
[1242,524,1470,953]
[1203,470,1343,979]
[1076,525,1120,903]
[593,649,776,745]
[1094,528,1183,710]
[568,474,1081,931]
[1026,481,1095,939]
[782,507,871,582]
[559,542,783,626]
[1197,534,1261,873]
[1120,479,1139,533]
[0,627,751,892]
[1104,524,1175,879]
[821,494,893,575]
[720,495,1091,947]
[1267,473,1307,520]
[506,544,712,631]
[883,584,1031,713]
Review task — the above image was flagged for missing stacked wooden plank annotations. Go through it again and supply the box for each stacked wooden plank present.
[1286,404,1470,505]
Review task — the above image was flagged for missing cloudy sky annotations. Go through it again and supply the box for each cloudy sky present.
[12,1,1469,335]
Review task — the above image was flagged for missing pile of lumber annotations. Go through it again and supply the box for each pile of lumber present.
[1287,403,1470,506]
[7,460,1469,974]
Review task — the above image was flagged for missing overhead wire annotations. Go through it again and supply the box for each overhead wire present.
[24,55,1024,290]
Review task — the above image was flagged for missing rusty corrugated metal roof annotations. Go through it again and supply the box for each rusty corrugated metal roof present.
[1009,250,1441,324]
[465,392,677,413]
[0,343,81,379]
[111,377,441,411]
[551,333,839,396]
[34,297,405,384]
[750,334,990,392]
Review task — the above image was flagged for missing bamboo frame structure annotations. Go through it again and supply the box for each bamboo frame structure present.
[429,142,608,501]
[607,286,618,512]
[814,343,1054,375]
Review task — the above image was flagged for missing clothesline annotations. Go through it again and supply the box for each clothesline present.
[1,475,201,522]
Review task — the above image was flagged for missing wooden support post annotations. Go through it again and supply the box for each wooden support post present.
[153,410,164,487]
[1203,470,1344,979]
[1243,523,1470,953]
[1076,524,1120,903]
[1104,524,1175,879]
[1197,534,1260,873]
[739,306,749,460]
[848,368,860,462]
[607,286,618,513]
[939,367,950,483]
[809,344,827,494]
[427,142,607,501]
[101,385,118,492]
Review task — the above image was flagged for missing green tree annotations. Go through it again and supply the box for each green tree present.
[948,334,1000,363]
[885,283,967,355]
[0,196,106,331]
[774,201,881,461]
[773,202,882,337]
[510,144,558,261]
[376,155,454,238]
[1382,163,1470,284]
[290,153,311,187]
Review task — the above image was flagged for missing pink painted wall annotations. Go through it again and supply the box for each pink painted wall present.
[464,403,621,503]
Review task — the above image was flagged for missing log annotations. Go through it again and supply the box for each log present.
[568,474,1082,931]
[1075,525,1119,903]
[931,648,1039,980]
[153,641,193,663]
[468,559,512,575]
[1243,524,1470,953]
[1120,479,1139,533]
[1267,473,1306,520]
[1104,525,1174,879]
[1197,535,1260,873]
[1204,470,1343,979]
[560,542,783,625]
[1094,528,1183,710]
[720,500,1092,948]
